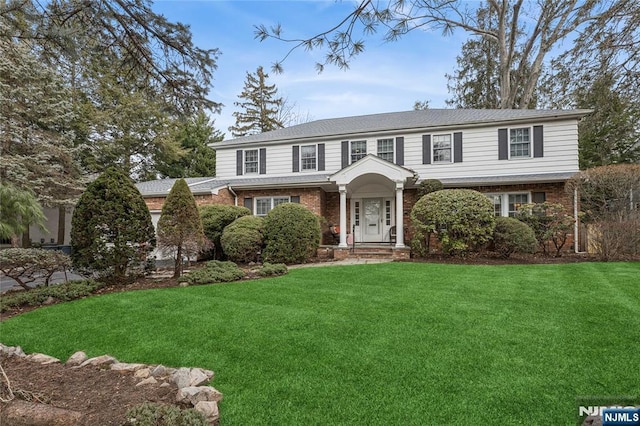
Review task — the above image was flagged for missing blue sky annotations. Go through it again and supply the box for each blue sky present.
[152,1,469,138]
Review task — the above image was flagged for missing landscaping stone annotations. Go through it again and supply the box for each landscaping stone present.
[0,344,26,358]
[110,362,146,372]
[150,364,170,377]
[135,376,158,386]
[194,401,220,424]
[134,368,150,379]
[65,351,87,366]
[79,354,118,368]
[176,386,223,405]
[27,353,60,365]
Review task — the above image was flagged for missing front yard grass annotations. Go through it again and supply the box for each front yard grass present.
[1,262,639,424]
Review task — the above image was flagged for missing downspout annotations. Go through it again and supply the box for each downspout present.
[227,185,238,206]
[574,188,583,254]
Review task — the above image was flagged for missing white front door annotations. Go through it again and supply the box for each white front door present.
[362,198,383,242]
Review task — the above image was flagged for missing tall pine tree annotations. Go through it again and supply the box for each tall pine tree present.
[229,66,283,137]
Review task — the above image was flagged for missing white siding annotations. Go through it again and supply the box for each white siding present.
[215,119,580,180]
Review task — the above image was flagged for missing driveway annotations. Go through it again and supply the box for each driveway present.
[0,270,87,293]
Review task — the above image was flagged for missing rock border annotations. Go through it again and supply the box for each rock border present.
[0,343,221,424]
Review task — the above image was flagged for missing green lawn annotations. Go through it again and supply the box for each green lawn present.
[1,262,639,425]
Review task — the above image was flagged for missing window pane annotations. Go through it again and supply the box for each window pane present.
[377,139,394,162]
[273,197,290,207]
[351,141,366,163]
[489,195,502,217]
[301,145,316,170]
[510,128,530,158]
[245,149,258,173]
[508,194,529,217]
[433,134,451,163]
[255,198,270,216]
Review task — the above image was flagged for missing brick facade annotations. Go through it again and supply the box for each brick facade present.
[143,181,576,252]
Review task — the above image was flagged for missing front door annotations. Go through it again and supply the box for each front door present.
[362,198,383,242]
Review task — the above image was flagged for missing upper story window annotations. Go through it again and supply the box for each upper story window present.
[377,139,394,162]
[300,145,317,171]
[255,196,290,216]
[433,134,452,163]
[244,149,259,174]
[510,128,530,158]
[351,140,367,163]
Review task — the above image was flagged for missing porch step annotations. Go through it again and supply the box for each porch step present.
[349,246,394,259]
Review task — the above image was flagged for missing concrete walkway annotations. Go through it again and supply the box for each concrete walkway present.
[288,258,394,269]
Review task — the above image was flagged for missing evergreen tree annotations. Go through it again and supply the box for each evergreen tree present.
[576,72,640,169]
[71,167,156,282]
[0,184,46,246]
[229,66,283,137]
[0,32,82,206]
[157,112,223,178]
[157,179,206,277]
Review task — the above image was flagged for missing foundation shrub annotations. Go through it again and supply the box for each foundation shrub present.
[411,189,495,256]
[263,203,320,264]
[220,216,264,263]
[492,217,537,258]
[199,204,251,259]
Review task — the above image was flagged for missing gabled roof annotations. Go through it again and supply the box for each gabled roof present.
[217,108,591,147]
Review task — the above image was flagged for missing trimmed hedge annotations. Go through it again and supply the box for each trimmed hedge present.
[492,217,537,258]
[221,216,264,263]
[263,203,320,264]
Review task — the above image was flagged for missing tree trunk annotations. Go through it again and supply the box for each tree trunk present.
[21,228,31,248]
[174,244,182,278]
[57,206,66,244]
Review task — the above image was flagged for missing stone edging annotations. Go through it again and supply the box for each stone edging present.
[0,343,222,424]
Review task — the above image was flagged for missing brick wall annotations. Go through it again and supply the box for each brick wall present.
[238,187,326,216]
[144,188,236,211]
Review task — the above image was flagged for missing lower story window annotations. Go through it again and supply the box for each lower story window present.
[486,193,530,217]
[255,196,290,216]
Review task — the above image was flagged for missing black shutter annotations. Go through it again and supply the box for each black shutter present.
[244,197,253,211]
[292,145,300,172]
[533,125,544,158]
[341,141,349,168]
[498,128,508,160]
[395,137,404,165]
[453,132,463,163]
[422,135,431,164]
[532,192,546,204]
[236,150,243,175]
[318,143,325,171]
[290,196,300,203]
[259,148,266,174]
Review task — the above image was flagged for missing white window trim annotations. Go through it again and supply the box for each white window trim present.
[486,192,530,217]
[300,144,317,172]
[432,133,453,164]
[508,127,532,160]
[254,196,291,216]
[376,138,394,163]
[244,149,259,174]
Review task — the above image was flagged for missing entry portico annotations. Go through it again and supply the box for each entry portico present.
[330,154,416,248]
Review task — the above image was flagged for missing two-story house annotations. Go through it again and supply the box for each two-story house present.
[137,108,590,258]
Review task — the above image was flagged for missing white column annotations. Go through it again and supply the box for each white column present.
[395,181,405,248]
[339,185,348,248]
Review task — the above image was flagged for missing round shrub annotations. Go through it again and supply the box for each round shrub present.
[492,217,537,258]
[263,203,320,264]
[411,189,495,255]
[199,204,251,259]
[221,216,264,263]
[417,179,444,198]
